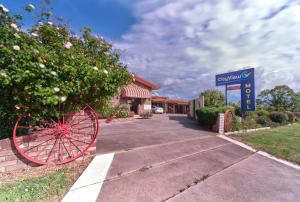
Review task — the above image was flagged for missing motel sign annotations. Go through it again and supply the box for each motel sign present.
[216,68,256,112]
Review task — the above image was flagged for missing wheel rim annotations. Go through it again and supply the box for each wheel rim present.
[13,102,99,165]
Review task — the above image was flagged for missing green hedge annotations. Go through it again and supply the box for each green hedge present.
[269,112,288,124]
[196,106,227,126]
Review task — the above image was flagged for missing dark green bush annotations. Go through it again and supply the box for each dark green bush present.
[256,116,271,126]
[234,106,242,117]
[269,112,288,124]
[196,106,227,126]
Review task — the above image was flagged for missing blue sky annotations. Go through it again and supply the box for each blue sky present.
[2,0,300,101]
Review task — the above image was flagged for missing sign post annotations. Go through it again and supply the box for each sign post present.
[216,68,256,113]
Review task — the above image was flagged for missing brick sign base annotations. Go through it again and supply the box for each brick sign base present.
[0,137,96,173]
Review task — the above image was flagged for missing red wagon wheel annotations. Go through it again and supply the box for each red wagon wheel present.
[13,101,99,165]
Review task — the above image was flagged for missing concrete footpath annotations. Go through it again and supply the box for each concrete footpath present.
[63,115,300,202]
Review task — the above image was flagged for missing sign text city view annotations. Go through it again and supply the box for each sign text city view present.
[216,68,256,112]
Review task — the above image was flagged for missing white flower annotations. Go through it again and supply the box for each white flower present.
[25,70,30,73]
[50,71,57,76]
[38,22,44,26]
[10,23,19,31]
[31,32,38,37]
[15,105,20,110]
[56,26,60,30]
[60,96,67,102]
[0,72,7,77]
[93,66,98,70]
[0,4,9,13]
[39,63,45,68]
[14,33,20,38]
[13,45,20,51]
[28,4,35,10]
[103,69,108,74]
[47,21,53,25]
[54,87,60,92]
[64,42,72,49]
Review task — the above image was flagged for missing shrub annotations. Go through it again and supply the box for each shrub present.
[140,112,152,118]
[232,115,242,131]
[128,111,135,117]
[269,112,288,124]
[242,116,258,129]
[256,109,269,117]
[0,4,132,138]
[293,112,300,118]
[100,106,129,119]
[256,116,271,126]
[294,112,300,122]
[285,111,295,122]
[196,106,227,126]
[116,110,128,118]
[234,106,242,117]
[244,111,258,118]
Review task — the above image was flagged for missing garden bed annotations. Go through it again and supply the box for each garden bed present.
[0,156,93,201]
[230,124,300,165]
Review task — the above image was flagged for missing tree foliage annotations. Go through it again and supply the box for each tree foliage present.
[0,4,132,138]
[258,85,300,112]
[201,90,225,107]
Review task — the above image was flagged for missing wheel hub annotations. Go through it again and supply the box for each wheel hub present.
[56,124,70,138]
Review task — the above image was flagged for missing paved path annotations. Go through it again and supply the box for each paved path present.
[95,115,300,202]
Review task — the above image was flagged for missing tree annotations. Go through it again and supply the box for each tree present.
[201,90,225,107]
[0,3,132,138]
[258,85,300,112]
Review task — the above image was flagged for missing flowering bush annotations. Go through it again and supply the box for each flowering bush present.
[0,4,131,138]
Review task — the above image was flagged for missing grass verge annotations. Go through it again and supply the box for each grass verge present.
[0,157,93,201]
[231,124,300,164]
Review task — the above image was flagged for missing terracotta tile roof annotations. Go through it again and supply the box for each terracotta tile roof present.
[167,99,189,105]
[151,96,188,105]
[132,73,160,90]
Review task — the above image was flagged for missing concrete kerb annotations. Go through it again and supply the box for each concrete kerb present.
[62,153,115,202]
[218,134,300,171]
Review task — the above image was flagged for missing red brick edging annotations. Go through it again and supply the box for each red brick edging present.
[0,137,96,173]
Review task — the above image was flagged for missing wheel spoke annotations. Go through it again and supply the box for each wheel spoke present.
[62,139,72,158]
[67,106,88,125]
[46,139,58,163]
[68,139,82,153]
[71,124,94,131]
[13,102,98,165]
[23,137,55,153]
[69,117,93,127]
[65,136,90,145]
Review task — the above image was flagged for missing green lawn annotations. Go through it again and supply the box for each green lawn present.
[0,157,92,202]
[231,124,300,164]
[0,171,68,202]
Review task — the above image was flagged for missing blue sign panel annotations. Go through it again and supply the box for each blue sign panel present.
[216,68,254,86]
[216,68,255,112]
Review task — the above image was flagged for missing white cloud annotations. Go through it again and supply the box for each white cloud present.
[116,0,300,99]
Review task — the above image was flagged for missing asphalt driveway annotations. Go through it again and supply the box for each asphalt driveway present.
[96,114,300,202]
